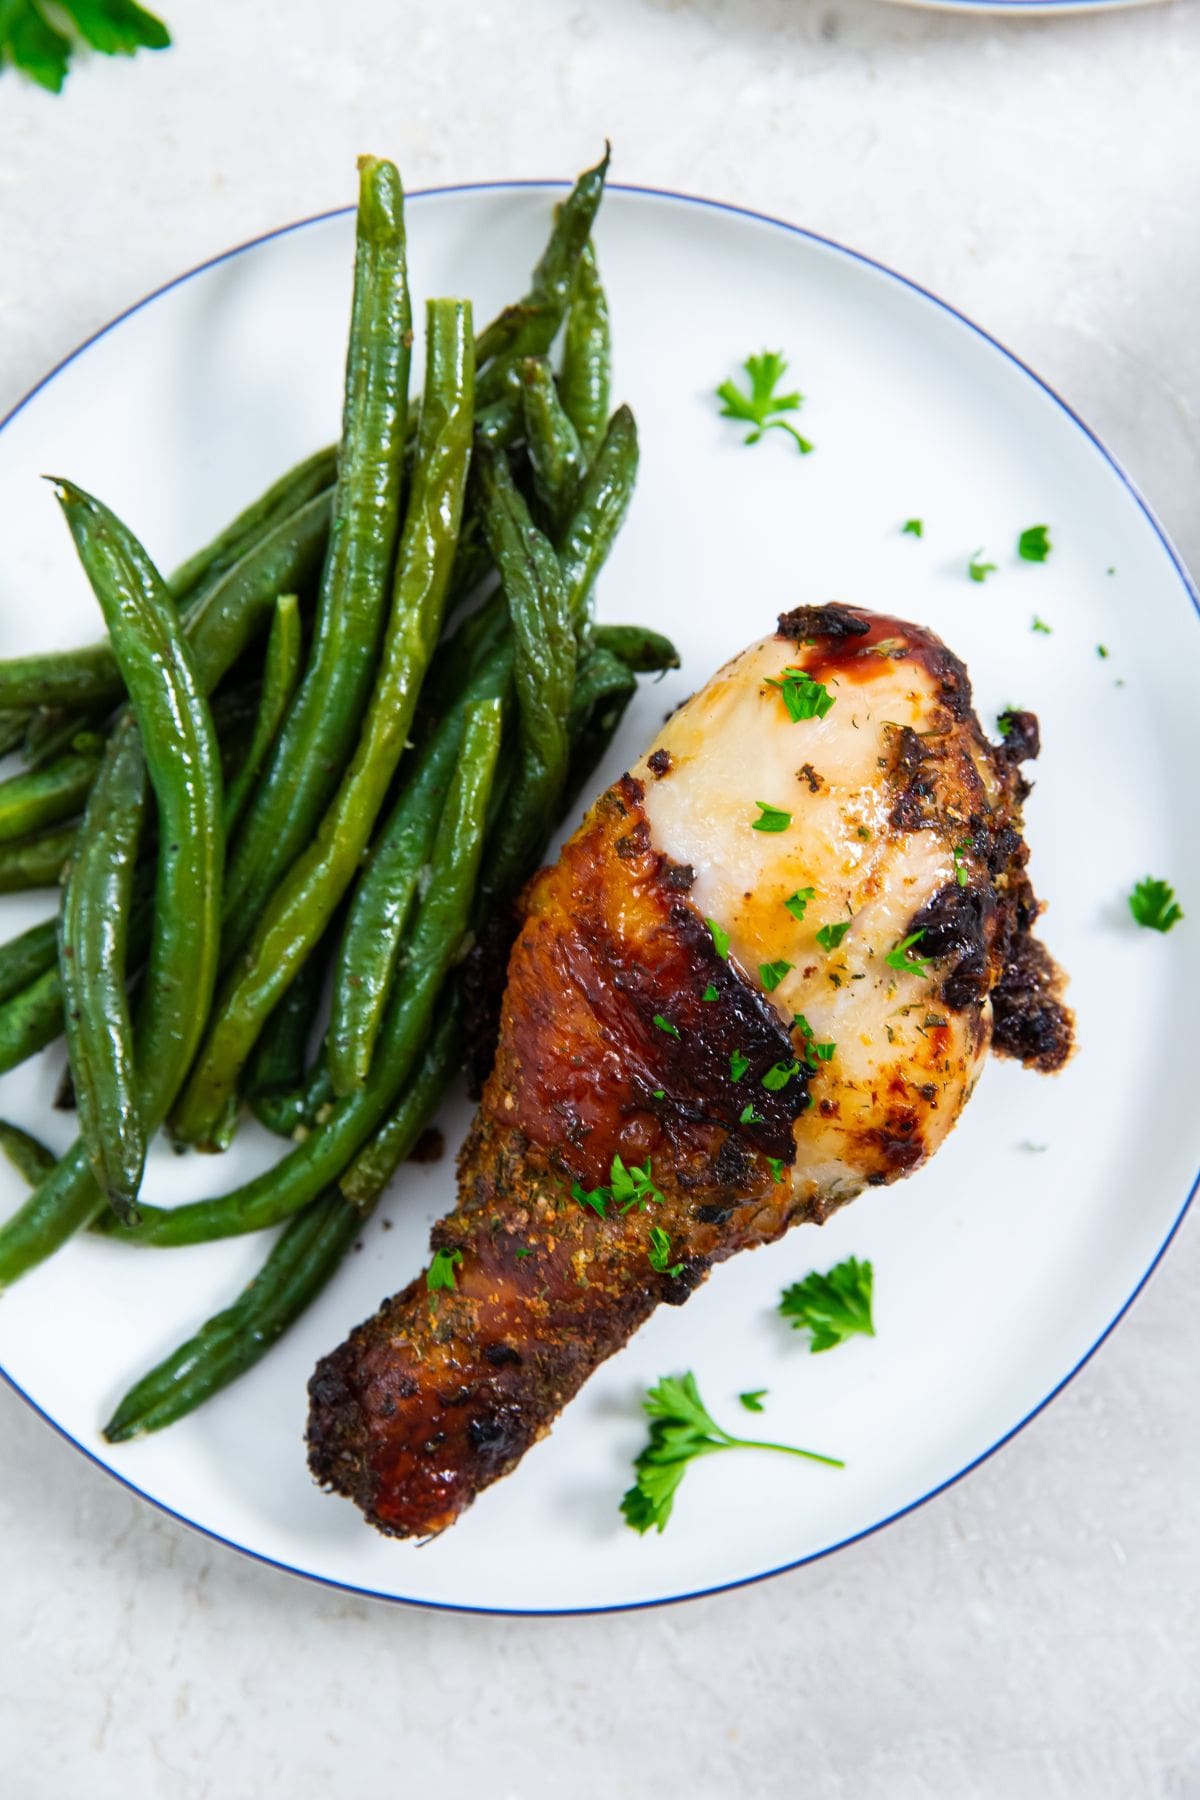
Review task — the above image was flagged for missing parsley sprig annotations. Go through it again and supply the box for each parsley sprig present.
[2,0,170,92]
[716,352,812,454]
[779,1255,874,1352]
[427,1247,463,1292]
[765,666,836,722]
[885,929,933,977]
[620,1371,843,1534]
[1128,876,1183,933]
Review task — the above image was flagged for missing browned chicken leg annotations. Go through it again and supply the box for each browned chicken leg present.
[307,604,1071,1536]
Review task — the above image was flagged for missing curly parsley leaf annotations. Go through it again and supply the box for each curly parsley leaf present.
[716,351,812,454]
[779,1255,875,1352]
[1018,523,1052,563]
[427,1247,463,1292]
[1128,876,1183,934]
[2,0,170,93]
[620,1371,843,1534]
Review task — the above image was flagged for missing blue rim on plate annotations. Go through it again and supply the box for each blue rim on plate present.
[1,181,1196,1617]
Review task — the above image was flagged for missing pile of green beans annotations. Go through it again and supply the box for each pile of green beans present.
[0,150,678,1439]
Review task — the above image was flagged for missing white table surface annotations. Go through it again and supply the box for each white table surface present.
[1,3,1198,1795]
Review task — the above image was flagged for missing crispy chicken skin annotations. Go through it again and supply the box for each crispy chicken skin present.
[307,604,1072,1537]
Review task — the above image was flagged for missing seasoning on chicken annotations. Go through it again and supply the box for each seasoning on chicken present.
[307,603,1072,1537]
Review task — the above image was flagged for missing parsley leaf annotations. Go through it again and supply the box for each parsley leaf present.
[1128,876,1183,933]
[885,929,933,977]
[765,1156,788,1184]
[968,552,996,584]
[573,1154,666,1218]
[701,984,719,1002]
[739,1389,768,1412]
[762,1059,802,1091]
[902,519,924,538]
[740,1102,764,1124]
[779,1256,875,1352]
[653,1012,680,1039]
[759,958,792,993]
[815,919,851,952]
[1096,644,1110,659]
[765,666,836,722]
[514,1246,534,1260]
[729,1049,750,1082]
[952,841,971,888]
[784,887,815,922]
[752,801,792,833]
[620,1371,843,1534]
[2,0,170,92]
[716,352,813,454]
[794,1013,836,1067]
[572,1179,609,1218]
[1018,524,1052,562]
[427,1247,463,1292]
[647,1225,682,1277]
[1031,616,1053,635]
[707,916,730,959]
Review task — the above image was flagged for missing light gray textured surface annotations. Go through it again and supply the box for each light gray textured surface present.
[0,2,1197,1795]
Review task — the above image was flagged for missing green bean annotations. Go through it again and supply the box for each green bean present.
[0,824,76,893]
[173,298,473,1148]
[0,448,334,720]
[97,699,500,1246]
[520,356,584,538]
[0,486,224,1284]
[0,1121,57,1188]
[477,449,575,900]
[22,706,111,771]
[564,644,637,808]
[102,1007,461,1442]
[0,749,103,846]
[474,149,609,404]
[244,942,326,1104]
[220,594,303,833]
[0,916,58,1007]
[0,710,32,758]
[328,631,513,1093]
[0,965,65,1075]
[250,1058,336,1140]
[169,445,336,607]
[58,715,148,1218]
[558,404,639,631]
[559,238,612,460]
[220,158,413,953]
[590,622,680,673]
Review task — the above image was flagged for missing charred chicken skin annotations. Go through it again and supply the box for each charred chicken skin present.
[307,604,1072,1537]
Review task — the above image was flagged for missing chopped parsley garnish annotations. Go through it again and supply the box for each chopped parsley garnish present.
[794,1013,836,1067]
[968,552,996,584]
[785,887,816,921]
[952,842,971,888]
[902,518,924,538]
[653,1013,680,1038]
[652,1088,666,1100]
[620,1371,843,1534]
[1128,876,1183,934]
[739,1390,768,1412]
[427,1247,463,1292]
[1018,524,1052,562]
[740,1103,764,1125]
[1031,616,1052,635]
[716,351,812,454]
[762,1059,802,1091]
[765,1156,787,1184]
[647,1225,683,1277]
[815,919,851,952]
[514,1247,534,1260]
[752,801,792,833]
[885,929,933,977]
[573,1155,665,1217]
[765,665,836,722]
[707,916,730,959]
[1097,644,1110,659]
[759,958,792,992]
[729,1049,750,1082]
[701,984,719,1002]
[779,1256,875,1352]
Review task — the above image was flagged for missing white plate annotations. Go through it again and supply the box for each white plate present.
[0,184,1196,1616]
[881,0,1162,14]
